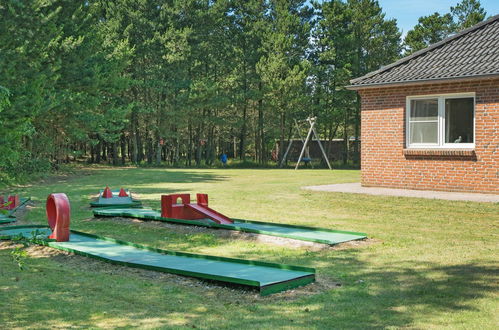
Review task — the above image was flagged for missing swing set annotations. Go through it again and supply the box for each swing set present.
[279,116,332,170]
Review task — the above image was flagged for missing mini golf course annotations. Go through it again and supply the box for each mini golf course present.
[90,187,142,208]
[0,196,30,224]
[0,225,314,295]
[93,205,367,245]
[1,193,315,295]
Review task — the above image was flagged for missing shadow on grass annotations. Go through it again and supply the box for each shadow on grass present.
[10,169,228,209]
[13,169,228,197]
[88,168,229,184]
[1,243,497,328]
[201,255,497,328]
[5,169,228,228]
[280,259,499,328]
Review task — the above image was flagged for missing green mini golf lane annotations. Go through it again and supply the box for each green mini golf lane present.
[93,208,367,245]
[0,217,14,224]
[0,198,30,224]
[0,226,315,295]
[90,190,142,208]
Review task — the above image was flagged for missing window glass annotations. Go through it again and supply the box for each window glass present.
[410,122,438,144]
[408,95,474,147]
[445,98,474,143]
[410,99,438,121]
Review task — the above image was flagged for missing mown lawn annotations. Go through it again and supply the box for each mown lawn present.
[1,167,498,329]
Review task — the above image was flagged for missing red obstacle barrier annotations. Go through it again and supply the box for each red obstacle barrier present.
[8,195,19,210]
[46,193,71,242]
[161,194,199,219]
[102,186,113,198]
[161,193,233,224]
[0,195,19,210]
[118,188,128,197]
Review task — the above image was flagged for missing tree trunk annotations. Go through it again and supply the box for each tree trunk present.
[156,141,161,165]
[239,102,247,161]
[90,143,95,163]
[120,134,126,165]
[96,139,102,163]
[279,109,286,163]
[112,142,118,166]
[233,136,237,159]
[131,110,138,164]
[258,92,264,163]
[207,125,215,165]
[196,127,202,167]
[188,122,193,166]
[146,137,153,164]
[137,132,143,163]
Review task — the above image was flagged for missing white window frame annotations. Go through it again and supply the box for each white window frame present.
[406,92,475,149]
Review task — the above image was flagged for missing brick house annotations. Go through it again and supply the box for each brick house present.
[347,15,499,194]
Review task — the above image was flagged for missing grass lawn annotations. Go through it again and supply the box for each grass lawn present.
[1,167,498,329]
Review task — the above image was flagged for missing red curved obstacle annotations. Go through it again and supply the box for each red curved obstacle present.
[161,193,233,225]
[46,193,71,242]
[118,188,128,197]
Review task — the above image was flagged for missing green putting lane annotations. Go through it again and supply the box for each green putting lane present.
[0,198,30,224]
[0,226,315,295]
[90,190,142,208]
[220,221,364,244]
[0,217,15,224]
[93,208,367,245]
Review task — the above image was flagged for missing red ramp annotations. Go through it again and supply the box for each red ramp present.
[161,193,234,225]
[186,204,233,225]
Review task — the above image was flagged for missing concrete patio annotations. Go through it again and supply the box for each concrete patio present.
[303,182,499,203]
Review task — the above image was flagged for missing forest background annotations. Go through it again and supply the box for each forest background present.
[0,0,489,184]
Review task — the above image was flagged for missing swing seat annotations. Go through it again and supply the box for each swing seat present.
[302,157,311,163]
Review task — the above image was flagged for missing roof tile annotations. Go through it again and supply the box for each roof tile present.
[349,15,499,88]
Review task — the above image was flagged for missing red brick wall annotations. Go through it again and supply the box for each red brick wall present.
[358,78,499,193]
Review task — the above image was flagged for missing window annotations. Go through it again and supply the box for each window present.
[406,93,474,148]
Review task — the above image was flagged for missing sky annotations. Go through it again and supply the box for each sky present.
[374,0,499,36]
[310,0,499,36]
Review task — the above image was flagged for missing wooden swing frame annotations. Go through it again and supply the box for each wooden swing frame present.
[279,117,332,170]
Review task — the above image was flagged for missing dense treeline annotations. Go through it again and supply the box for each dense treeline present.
[0,0,487,182]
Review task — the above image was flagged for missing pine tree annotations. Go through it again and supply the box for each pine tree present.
[256,0,312,162]
[451,0,487,29]
[348,0,401,163]
[404,13,454,55]
[404,0,487,55]
[310,0,354,163]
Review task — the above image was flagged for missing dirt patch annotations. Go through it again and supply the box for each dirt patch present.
[332,237,378,250]
[91,216,374,251]
[9,201,35,224]
[0,241,22,251]
[0,200,35,228]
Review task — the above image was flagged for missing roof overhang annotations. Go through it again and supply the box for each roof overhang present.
[346,73,499,91]
[347,14,499,91]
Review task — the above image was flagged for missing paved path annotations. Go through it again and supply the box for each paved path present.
[303,183,499,203]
